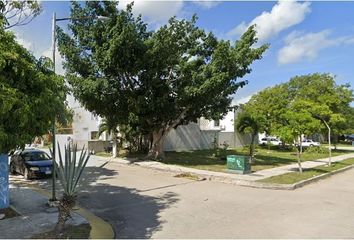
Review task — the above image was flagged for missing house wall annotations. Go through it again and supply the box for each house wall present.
[220,111,235,132]
[198,109,236,133]
[68,94,249,151]
[163,122,219,151]
[56,134,110,154]
[54,134,73,160]
[68,94,102,142]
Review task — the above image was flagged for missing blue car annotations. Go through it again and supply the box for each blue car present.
[9,148,53,179]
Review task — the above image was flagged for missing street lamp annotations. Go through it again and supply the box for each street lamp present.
[49,12,108,202]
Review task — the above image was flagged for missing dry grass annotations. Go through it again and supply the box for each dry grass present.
[31,224,91,239]
[0,207,20,219]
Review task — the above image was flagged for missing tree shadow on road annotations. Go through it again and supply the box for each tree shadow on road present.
[78,166,180,238]
[11,164,180,239]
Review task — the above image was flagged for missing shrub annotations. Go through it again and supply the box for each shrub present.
[305,146,329,154]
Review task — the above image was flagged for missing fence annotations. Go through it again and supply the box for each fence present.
[163,123,219,151]
[218,131,252,148]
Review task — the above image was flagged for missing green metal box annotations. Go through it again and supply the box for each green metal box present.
[226,155,251,174]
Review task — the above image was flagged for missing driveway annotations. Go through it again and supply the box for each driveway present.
[10,155,354,238]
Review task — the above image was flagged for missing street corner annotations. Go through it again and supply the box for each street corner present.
[0,183,114,239]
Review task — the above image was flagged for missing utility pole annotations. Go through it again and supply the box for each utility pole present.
[50,12,57,202]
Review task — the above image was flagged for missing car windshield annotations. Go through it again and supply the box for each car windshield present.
[22,152,51,161]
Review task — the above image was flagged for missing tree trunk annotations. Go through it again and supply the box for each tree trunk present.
[328,127,332,166]
[55,197,74,235]
[147,110,187,160]
[299,135,303,154]
[319,119,332,166]
[249,133,256,164]
[296,139,303,173]
[112,135,118,158]
[147,129,168,160]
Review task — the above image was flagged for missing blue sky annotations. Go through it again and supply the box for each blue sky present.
[10,1,354,105]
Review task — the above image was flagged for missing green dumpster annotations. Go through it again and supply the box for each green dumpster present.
[226,155,251,174]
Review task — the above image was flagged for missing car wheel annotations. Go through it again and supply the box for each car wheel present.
[310,144,314,147]
[24,168,31,180]
[10,163,16,175]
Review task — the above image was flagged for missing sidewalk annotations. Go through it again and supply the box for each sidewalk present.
[93,152,354,184]
[0,185,87,239]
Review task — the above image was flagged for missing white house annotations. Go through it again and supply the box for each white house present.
[67,95,102,142]
[199,110,235,133]
[66,97,250,152]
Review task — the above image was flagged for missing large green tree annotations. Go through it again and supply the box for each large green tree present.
[57,1,268,159]
[0,25,68,153]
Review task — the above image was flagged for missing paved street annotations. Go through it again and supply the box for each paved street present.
[10,155,354,238]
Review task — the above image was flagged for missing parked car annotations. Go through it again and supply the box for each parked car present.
[9,148,53,179]
[345,134,354,141]
[298,139,320,147]
[259,137,282,145]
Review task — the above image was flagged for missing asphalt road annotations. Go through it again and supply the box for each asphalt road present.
[11,155,354,238]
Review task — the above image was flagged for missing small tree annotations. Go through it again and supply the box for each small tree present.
[244,73,353,168]
[236,111,264,163]
[53,144,90,234]
[287,73,353,166]
[98,118,119,157]
[276,100,322,173]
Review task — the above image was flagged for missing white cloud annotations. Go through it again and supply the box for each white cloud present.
[228,1,311,42]
[119,0,184,24]
[193,1,221,9]
[342,36,354,45]
[232,94,253,105]
[13,32,33,52]
[278,30,337,65]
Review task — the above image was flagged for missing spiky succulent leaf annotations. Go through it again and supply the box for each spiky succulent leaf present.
[55,143,90,197]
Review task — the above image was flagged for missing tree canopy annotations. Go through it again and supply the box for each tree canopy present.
[57,1,268,158]
[0,24,68,152]
[245,73,353,140]
[242,73,353,171]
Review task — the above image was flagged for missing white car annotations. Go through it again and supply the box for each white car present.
[299,139,320,147]
[259,137,282,145]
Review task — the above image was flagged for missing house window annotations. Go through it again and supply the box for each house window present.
[214,120,220,127]
[91,131,98,140]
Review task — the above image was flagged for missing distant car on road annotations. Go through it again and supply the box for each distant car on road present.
[259,137,282,145]
[298,139,320,147]
[345,134,354,141]
[9,148,53,180]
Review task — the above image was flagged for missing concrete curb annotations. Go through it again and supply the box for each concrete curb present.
[101,156,354,191]
[11,182,115,239]
[240,164,354,190]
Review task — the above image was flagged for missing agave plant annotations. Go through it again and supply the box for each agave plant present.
[53,143,90,233]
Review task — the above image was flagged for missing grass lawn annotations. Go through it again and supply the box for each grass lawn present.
[95,150,145,159]
[149,147,354,173]
[334,143,354,148]
[95,152,112,158]
[258,158,354,185]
